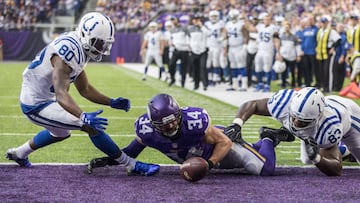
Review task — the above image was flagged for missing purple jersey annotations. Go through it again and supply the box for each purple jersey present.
[134,107,214,163]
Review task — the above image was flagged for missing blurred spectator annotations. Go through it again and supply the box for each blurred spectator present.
[301,15,318,87]
[332,22,349,91]
[278,20,301,88]
[0,0,84,31]
[315,16,341,93]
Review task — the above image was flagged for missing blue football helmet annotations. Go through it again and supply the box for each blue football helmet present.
[147,94,182,138]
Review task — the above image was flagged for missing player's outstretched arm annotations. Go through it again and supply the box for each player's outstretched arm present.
[74,71,131,111]
[204,126,232,168]
[74,71,113,106]
[304,138,342,176]
[122,137,147,158]
[235,98,271,122]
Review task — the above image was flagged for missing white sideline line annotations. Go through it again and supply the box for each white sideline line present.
[0,162,359,169]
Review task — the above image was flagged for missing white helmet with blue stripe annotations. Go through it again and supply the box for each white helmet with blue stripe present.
[77,12,115,61]
[289,87,326,131]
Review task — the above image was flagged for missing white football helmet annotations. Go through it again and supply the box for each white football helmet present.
[289,87,326,132]
[272,60,286,73]
[209,10,219,23]
[148,21,158,32]
[228,9,240,22]
[258,12,269,20]
[77,12,115,61]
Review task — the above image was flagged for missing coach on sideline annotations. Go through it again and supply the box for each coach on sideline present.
[188,14,208,91]
[168,16,190,87]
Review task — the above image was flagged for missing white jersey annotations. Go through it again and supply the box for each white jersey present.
[225,21,244,47]
[204,20,225,48]
[267,89,352,148]
[20,31,88,106]
[256,23,278,53]
[144,31,163,51]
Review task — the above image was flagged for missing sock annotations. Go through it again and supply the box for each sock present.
[116,152,137,170]
[265,71,271,85]
[33,130,61,149]
[259,138,276,176]
[15,141,34,159]
[144,66,148,75]
[89,131,121,158]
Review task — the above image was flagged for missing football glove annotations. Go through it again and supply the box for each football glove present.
[80,110,108,131]
[110,97,131,112]
[304,137,321,164]
[223,123,244,144]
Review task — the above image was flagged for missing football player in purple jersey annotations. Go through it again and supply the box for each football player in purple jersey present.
[88,93,295,176]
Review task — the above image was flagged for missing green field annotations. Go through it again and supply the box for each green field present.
[0,62,356,166]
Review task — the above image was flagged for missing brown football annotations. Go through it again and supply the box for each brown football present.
[180,157,209,182]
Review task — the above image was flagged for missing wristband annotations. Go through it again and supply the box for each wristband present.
[311,154,321,164]
[233,118,244,127]
[207,160,214,169]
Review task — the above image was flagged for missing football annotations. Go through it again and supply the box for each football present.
[180,157,209,182]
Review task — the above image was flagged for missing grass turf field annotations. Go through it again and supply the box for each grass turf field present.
[0,62,357,166]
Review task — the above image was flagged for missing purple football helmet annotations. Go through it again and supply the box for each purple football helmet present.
[147,94,182,138]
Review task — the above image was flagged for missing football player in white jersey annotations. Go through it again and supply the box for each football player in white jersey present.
[254,13,280,92]
[5,12,160,176]
[225,87,360,176]
[224,9,249,91]
[204,10,225,85]
[140,21,165,81]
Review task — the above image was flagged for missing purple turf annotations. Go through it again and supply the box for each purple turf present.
[1,165,359,202]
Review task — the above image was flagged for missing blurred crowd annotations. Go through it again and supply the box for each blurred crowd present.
[137,0,360,93]
[0,0,86,30]
[2,0,360,94]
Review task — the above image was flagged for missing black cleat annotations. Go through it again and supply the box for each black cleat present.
[169,80,175,87]
[259,126,295,147]
[87,157,119,174]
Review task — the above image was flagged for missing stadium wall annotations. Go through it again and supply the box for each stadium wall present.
[0,31,142,63]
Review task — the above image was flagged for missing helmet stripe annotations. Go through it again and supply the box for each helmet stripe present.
[101,13,113,38]
[298,88,316,113]
[275,89,294,118]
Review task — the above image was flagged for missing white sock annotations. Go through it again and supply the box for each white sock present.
[16,141,34,159]
[116,152,136,170]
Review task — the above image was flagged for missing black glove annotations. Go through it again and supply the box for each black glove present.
[87,157,119,174]
[223,123,244,144]
[304,137,320,163]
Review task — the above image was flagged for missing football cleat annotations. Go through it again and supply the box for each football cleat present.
[128,161,160,176]
[259,126,295,147]
[5,148,32,168]
[87,156,120,174]
[226,87,236,91]
[254,83,264,92]
[262,85,270,92]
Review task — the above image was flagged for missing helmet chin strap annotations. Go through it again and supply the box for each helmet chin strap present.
[83,46,103,62]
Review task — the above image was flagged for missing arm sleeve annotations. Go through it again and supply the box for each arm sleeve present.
[122,139,146,158]
[332,38,341,48]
